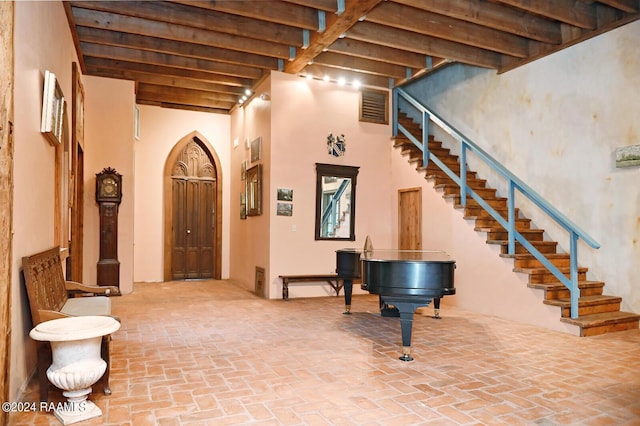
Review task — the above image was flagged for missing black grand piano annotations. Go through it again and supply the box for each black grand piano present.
[336,248,455,361]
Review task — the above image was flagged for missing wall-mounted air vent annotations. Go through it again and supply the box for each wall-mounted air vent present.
[359,89,389,125]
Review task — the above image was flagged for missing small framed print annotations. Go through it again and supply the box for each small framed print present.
[277,188,293,202]
[277,202,293,216]
[250,137,262,163]
[41,70,66,145]
[246,164,262,216]
[241,160,247,180]
[240,192,247,220]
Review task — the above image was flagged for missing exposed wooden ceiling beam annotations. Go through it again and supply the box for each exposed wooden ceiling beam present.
[302,63,392,87]
[347,21,506,70]
[395,0,563,44]
[497,0,598,29]
[328,38,440,69]
[101,70,246,96]
[137,99,231,115]
[71,7,292,59]
[71,1,303,46]
[84,57,253,87]
[137,83,238,106]
[76,27,280,70]
[167,0,320,30]
[367,2,534,58]
[313,51,410,79]
[284,0,384,74]
[81,43,265,80]
[282,0,338,13]
[594,0,639,13]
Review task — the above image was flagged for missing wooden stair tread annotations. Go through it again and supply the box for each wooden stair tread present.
[543,295,622,307]
[560,311,640,327]
[501,253,569,260]
[476,227,543,233]
[527,280,604,291]
[513,266,588,274]
[486,240,557,247]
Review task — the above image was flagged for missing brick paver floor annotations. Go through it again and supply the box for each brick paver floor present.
[9,280,640,425]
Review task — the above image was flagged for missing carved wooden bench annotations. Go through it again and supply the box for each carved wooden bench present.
[22,246,120,402]
[279,274,344,300]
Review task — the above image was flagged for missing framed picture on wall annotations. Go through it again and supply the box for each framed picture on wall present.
[241,160,247,180]
[246,164,262,216]
[277,188,293,202]
[240,192,247,220]
[277,203,293,216]
[41,70,66,145]
[250,137,262,163]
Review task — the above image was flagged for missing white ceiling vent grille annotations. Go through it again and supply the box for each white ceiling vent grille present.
[359,89,389,125]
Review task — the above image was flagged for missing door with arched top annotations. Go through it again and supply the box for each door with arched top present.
[170,139,216,279]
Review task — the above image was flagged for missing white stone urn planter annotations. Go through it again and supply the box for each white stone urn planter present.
[30,316,120,425]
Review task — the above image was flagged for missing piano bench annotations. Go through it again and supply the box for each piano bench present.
[278,274,344,300]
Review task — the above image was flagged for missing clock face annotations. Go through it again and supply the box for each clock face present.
[100,177,118,198]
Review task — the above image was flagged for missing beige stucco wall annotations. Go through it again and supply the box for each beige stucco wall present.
[82,76,135,294]
[400,21,640,316]
[230,71,394,299]
[132,105,231,282]
[229,78,272,295]
[10,0,79,401]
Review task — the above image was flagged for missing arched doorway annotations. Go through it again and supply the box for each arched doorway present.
[163,132,222,280]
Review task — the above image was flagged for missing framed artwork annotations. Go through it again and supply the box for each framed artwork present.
[240,192,246,220]
[250,137,262,162]
[277,188,293,201]
[246,164,262,216]
[277,203,293,216]
[41,70,66,145]
[241,160,247,180]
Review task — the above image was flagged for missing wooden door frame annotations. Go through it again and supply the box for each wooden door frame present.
[69,62,85,281]
[163,131,222,281]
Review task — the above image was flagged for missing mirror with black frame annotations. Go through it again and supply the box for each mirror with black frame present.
[315,163,359,241]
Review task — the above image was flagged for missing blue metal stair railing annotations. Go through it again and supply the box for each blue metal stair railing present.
[393,87,600,319]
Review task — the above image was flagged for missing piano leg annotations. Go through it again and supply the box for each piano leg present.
[343,279,353,314]
[432,297,441,319]
[390,300,431,361]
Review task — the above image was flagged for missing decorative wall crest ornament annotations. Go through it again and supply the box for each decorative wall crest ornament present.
[327,133,346,157]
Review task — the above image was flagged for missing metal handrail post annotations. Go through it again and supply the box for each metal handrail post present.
[570,233,579,319]
[460,145,467,208]
[392,89,399,137]
[422,111,430,166]
[508,181,515,255]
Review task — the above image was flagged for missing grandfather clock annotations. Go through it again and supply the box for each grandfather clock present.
[96,167,122,288]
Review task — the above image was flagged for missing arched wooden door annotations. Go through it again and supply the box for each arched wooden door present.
[164,134,222,280]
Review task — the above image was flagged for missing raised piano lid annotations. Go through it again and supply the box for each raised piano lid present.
[338,249,454,263]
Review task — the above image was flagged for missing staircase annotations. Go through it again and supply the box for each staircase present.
[394,112,640,337]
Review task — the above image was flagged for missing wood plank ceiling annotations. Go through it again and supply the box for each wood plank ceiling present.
[64,0,640,114]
